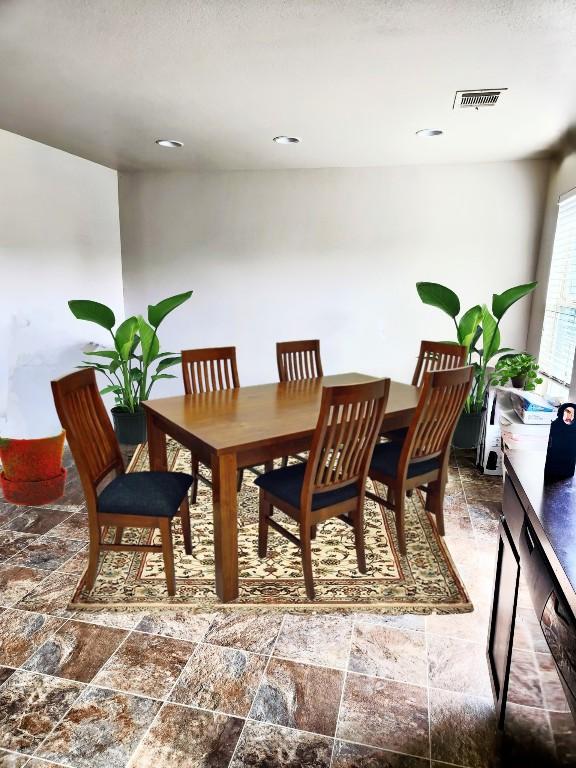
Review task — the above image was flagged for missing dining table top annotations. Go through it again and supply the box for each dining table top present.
[143,372,420,455]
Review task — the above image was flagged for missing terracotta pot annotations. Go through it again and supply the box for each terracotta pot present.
[0,431,65,481]
[0,469,66,506]
[0,431,67,505]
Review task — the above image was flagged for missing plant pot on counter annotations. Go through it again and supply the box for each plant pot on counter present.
[452,411,483,449]
[510,375,527,389]
[0,431,67,506]
[111,407,147,445]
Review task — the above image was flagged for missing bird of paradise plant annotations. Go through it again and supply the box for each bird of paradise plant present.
[68,291,192,412]
[416,281,537,413]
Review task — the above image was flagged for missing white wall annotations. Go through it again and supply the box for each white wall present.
[0,129,123,438]
[527,151,576,356]
[119,161,549,398]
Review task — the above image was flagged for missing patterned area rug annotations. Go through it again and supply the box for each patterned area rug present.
[71,440,472,613]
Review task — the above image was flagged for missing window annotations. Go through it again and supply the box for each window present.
[539,188,576,399]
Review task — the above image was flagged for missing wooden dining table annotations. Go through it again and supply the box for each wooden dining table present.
[143,372,419,602]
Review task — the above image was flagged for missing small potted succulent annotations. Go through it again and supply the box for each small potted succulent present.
[490,352,543,391]
[0,432,66,505]
[69,290,192,444]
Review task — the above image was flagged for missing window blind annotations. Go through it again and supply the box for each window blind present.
[539,189,576,388]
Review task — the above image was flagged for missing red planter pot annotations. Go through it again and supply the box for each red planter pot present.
[0,431,67,506]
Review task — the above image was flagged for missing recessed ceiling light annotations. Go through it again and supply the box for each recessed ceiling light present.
[155,139,184,148]
[273,135,301,144]
[415,129,444,137]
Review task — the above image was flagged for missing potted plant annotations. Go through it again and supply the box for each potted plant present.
[0,432,66,505]
[490,352,543,391]
[69,290,192,444]
[416,281,537,448]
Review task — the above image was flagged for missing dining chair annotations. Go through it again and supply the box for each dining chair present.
[255,378,390,600]
[51,369,192,596]
[384,340,467,443]
[367,365,474,556]
[411,340,468,387]
[277,339,323,467]
[276,339,323,382]
[181,346,272,502]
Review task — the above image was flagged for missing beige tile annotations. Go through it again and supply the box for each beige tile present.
[349,623,427,686]
[273,613,353,669]
[93,631,194,698]
[251,657,344,737]
[427,634,492,697]
[337,672,429,757]
[128,703,242,767]
[170,642,266,716]
[429,688,497,768]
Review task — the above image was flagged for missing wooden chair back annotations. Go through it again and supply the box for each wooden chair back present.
[51,369,124,505]
[412,341,467,387]
[277,339,323,382]
[401,366,474,471]
[301,379,390,509]
[181,347,240,394]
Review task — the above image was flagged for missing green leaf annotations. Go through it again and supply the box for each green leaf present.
[151,373,177,381]
[84,350,120,360]
[155,356,181,373]
[137,316,160,365]
[115,316,138,361]
[100,385,123,395]
[69,300,115,330]
[416,282,460,319]
[492,282,537,320]
[77,363,109,373]
[457,305,482,349]
[480,305,501,363]
[148,291,193,329]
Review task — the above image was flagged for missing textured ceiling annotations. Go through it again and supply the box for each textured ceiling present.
[1,0,576,171]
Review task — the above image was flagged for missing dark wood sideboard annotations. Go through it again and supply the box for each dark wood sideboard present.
[488,450,576,727]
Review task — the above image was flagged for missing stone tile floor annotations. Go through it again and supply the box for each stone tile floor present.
[0,450,574,767]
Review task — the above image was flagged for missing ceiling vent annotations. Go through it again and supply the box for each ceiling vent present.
[453,88,507,109]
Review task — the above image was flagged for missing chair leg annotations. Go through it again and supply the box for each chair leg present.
[179,495,193,555]
[159,519,176,596]
[264,461,274,472]
[258,492,272,558]
[352,509,367,573]
[191,453,199,504]
[300,524,315,600]
[395,493,407,556]
[281,456,288,468]
[236,469,244,492]
[426,479,446,536]
[114,527,124,544]
[85,537,100,592]
[310,524,317,540]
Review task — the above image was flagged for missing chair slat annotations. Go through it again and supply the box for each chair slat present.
[412,340,467,388]
[276,340,323,382]
[181,347,240,395]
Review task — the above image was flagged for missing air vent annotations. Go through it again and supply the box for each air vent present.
[453,88,507,109]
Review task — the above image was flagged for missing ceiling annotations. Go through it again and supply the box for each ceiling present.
[1,0,576,172]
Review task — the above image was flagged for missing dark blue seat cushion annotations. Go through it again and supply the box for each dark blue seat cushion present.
[370,441,440,479]
[254,462,358,511]
[98,472,193,518]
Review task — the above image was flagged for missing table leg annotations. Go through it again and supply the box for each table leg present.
[211,452,239,602]
[146,411,168,471]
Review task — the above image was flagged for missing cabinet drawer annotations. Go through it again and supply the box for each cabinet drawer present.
[503,478,524,545]
[518,520,554,618]
[541,591,576,717]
